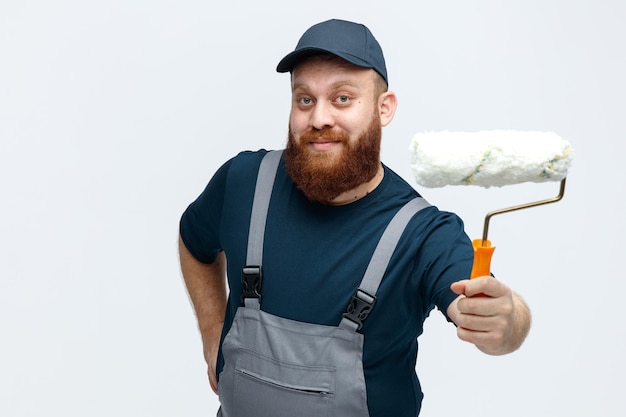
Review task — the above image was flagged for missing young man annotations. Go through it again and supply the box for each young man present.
[179,19,530,417]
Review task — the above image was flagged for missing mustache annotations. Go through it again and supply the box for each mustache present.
[298,128,349,143]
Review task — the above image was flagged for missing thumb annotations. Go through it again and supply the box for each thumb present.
[450,280,468,296]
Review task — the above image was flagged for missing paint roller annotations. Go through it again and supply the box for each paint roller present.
[409,130,574,279]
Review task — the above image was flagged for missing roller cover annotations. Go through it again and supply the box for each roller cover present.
[409,130,574,188]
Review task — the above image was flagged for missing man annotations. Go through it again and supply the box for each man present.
[179,19,531,417]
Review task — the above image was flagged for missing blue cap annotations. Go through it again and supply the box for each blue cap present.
[276,19,388,85]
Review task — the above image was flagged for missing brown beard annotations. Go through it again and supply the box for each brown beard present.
[284,116,382,204]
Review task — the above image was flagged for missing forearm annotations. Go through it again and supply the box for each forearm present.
[178,235,228,345]
[179,235,227,392]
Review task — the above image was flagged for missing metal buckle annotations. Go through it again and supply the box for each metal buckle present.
[342,289,377,331]
[241,266,262,304]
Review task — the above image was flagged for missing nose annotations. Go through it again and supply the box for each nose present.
[310,101,335,130]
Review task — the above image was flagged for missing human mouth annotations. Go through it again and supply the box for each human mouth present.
[309,138,341,151]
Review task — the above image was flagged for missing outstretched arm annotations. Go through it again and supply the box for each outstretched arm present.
[179,235,227,393]
[446,277,531,355]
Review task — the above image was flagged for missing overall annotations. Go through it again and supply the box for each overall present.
[217,151,430,417]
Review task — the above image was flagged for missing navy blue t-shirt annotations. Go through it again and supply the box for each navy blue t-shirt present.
[180,150,474,417]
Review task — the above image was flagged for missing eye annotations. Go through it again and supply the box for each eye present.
[299,97,313,105]
[336,95,350,104]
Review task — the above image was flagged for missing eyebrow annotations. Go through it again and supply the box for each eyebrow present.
[330,80,360,89]
[292,80,362,93]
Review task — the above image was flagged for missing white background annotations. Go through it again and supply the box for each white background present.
[1,1,624,416]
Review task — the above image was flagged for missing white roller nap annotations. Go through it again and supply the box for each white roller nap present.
[409,130,573,188]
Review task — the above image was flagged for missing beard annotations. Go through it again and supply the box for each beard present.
[284,116,382,204]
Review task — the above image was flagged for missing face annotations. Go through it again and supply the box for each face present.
[285,56,395,204]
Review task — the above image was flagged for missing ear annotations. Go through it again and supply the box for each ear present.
[378,91,398,127]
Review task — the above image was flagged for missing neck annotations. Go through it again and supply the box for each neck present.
[327,163,384,206]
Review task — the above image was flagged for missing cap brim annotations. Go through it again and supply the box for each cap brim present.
[276,47,373,73]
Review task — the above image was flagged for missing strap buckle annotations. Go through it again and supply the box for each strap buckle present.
[241,266,262,304]
[342,289,377,331]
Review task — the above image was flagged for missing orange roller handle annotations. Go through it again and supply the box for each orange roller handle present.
[470,239,496,279]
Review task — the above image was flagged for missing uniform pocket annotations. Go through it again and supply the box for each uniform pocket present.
[227,348,335,417]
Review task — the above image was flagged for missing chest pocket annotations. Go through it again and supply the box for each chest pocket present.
[217,150,430,417]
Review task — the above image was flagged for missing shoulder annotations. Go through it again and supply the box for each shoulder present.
[377,166,471,257]
[225,149,273,174]
[379,164,467,235]
[182,148,276,217]
[214,149,275,188]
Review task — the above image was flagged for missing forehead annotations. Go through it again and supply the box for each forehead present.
[291,56,376,90]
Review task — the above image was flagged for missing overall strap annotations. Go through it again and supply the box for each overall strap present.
[241,150,283,309]
[340,197,431,331]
